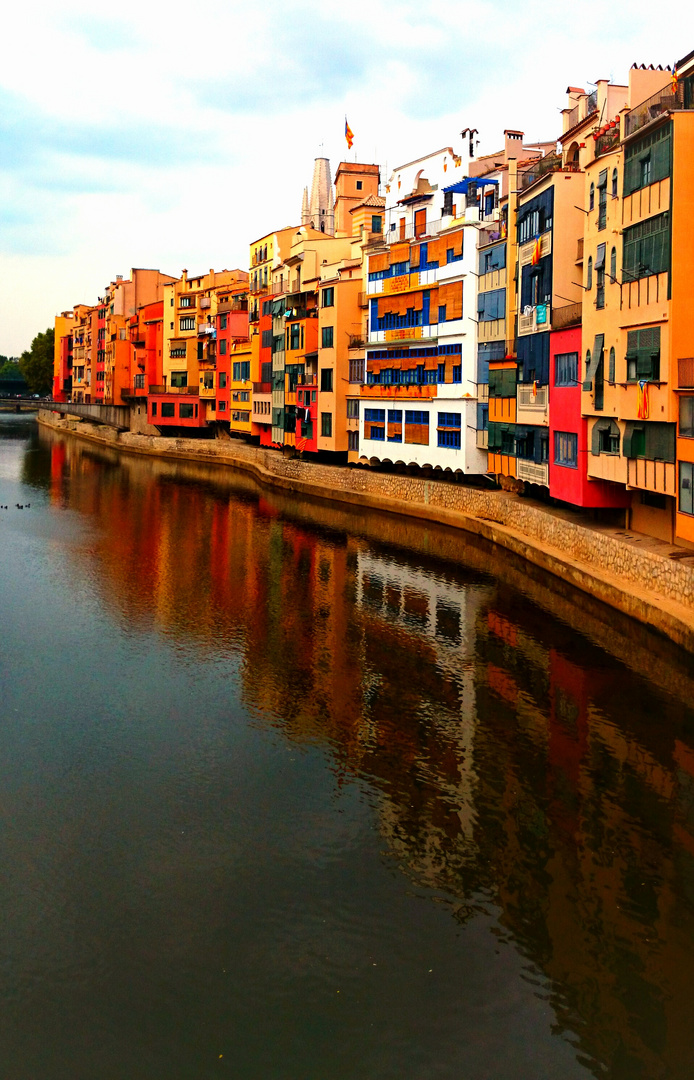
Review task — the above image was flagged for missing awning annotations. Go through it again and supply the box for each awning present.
[443,177,499,195]
[582,333,604,390]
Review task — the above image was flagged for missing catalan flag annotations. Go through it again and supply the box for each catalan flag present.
[531,236,542,266]
[672,65,679,94]
[345,117,354,150]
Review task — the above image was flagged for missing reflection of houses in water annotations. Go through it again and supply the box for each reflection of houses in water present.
[356,549,492,852]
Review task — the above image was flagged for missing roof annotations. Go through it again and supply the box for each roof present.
[350,194,386,212]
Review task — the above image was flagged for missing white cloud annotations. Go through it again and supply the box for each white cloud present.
[1,0,693,352]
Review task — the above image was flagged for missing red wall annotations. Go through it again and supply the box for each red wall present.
[147,395,206,427]
[549,327,629,508]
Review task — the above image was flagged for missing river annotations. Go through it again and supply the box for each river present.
[1,412,694,1080]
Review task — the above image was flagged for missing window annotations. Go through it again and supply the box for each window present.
[437,363,446,383]
[622,212,670,280]
[680,461,694,516]
[626,327,660,382]
[641,156,652,188]
[179,316,195,331]
[623,420,675,461]
[161,402,175,417]
[612,168,618,197]
[554,431,578,467]
[488,368,517,397]
[218,400,226,412]
[610,247,617,282]
[452,365,462,383]
[437,412,461,449]
[179,296,194,308]
[586,256,593,290]
[478,243,506,276]
[219,372,227,388]
[596,243,606,308]
[321,412,332,437]
[348,430,359,451]
[219,340,227,355]
[592,420,620,455]
[320,368,333,393]
[356,180,363,190]
[387,409,402,441]
[289,323,300,350]
[349,358,364,383]
[322,326,334,348]
[371,215,382,233]
[170,371,187,387]
[608,347,616,385]
[555,352,578,386]
[151,402,158,416]
[179,403,194,419]
[322,287,334,307]
[438,305,447,323]
[365,408,385,440]
[589,183,595,211]
[347,399,359,419]
[405,410,429,445]
[232,361,251,380]
[477,288,505,321]
[680,396,694,438]
[220,315,227,330]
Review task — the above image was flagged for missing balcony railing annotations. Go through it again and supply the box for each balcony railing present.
[678,357,694,388]
[386,217,445,243]
[148,385,199,395]
[252,382,272,394]
[519,155,580,191]
[565,90,598,133]
[625,82,684,137]
[552,302,582,330]
[348,335,365,348]
[595,127,620,158]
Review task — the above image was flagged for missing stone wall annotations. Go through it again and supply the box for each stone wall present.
[38,412,694,645]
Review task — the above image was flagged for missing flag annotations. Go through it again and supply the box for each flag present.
[345,118,354,149]
[531,236,542,266]
[672,66,679,95]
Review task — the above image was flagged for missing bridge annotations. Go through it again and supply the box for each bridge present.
[2,398,131,431]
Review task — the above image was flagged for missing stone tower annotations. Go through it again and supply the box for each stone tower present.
[302,157,335,235]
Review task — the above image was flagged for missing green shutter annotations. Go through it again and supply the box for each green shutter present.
[645,422,676,462]
[591,420,602,456]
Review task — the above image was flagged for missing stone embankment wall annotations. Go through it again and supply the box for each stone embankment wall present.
[38,411,694,650]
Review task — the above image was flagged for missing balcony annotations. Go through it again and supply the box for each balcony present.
[252,382,272,394]
[626,457,676,496]
[198,322,216,336]
[625,82,684,138]
[576,237,584,263]
[348,335,365,349]
[678,358,694,388]
[565,90,598,134]
[476,428,489,450]
[552,302,582,330]
[149,385,198,396]
[517,384,549,426]
[517,459,549,486]
[385,217,445,243]
[518,304,551,337]
[595,127,620,158]
[519,154,580,191]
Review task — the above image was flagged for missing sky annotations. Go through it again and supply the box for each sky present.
[1,0,693,356]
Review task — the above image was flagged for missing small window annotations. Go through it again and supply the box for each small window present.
[348,430,359,451]
[610,247,617,282]
[611,168,618,197]
[608,347,616,385]
[219,340,227,355]
[321,326,334,349]
[161,402,175,417]
[587,256,593,289]
[589,183,595,211]
[321,412,333,437]
[151,402,158,416]
[599,425,620,454]
[680,396,694,438]
[554,431,578,468]
[322,287,335,307]
[218,400,226,412]
[555,352,578,386]
[641,156,652,187]
[220,315,227,330]
[371,215,382,233]
[356,180,363,190]
[346,399,359,419]
[219,372,227,388]
[320,368,333,393]
[680,460,694,516]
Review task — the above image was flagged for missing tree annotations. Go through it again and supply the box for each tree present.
[18,328,55,395]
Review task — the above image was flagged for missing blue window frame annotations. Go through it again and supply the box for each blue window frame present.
[438,412,462,448]
[387,409,402,441]
[555,352,579,386]
[554,430,578,468]
[437,363,446,382]
[452,365,462,383]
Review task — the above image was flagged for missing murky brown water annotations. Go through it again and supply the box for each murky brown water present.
[1,413,694,1079]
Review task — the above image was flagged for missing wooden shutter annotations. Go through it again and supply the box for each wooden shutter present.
[439,281,463,320]
[369,252,389,274]
[414,209,426,237]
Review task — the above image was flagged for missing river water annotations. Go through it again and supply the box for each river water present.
[1,413,694,1080]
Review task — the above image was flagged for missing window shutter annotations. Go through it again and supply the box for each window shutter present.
[623,421,635,459]
[591,420,603,456]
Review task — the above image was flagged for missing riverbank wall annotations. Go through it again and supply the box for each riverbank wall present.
[38,409,694,652]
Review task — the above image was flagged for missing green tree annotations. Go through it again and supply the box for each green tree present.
[19,328,55,394]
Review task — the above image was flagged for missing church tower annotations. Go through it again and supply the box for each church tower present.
[301,157,335,235]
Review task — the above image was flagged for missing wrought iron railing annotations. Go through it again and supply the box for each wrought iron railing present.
[625,82,684,137]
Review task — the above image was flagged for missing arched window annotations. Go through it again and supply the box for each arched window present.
[610,247,617,282]
[609,346,616,384]
[612,168,618,197]
[589,183,595,211]
[587,256,593,289]
[586,348,592,378]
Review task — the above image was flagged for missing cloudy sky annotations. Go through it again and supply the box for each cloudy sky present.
[1,0,692,355]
